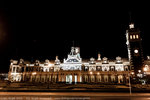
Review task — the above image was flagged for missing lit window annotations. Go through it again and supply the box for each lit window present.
[136,35,139,39]
[130,35,132,39]
[133,35,135,39]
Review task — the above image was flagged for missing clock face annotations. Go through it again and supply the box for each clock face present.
[134,49,138,53]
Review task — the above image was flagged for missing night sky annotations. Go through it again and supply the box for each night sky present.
[0,1,150,72]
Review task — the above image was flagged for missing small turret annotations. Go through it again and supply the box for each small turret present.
[129,23,134,29]
[55,56,60,65]
[97,53,101,61]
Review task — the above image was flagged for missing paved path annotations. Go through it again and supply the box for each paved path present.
[0,92,150,97]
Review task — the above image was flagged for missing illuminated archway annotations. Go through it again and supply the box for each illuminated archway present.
[66,75,72,83]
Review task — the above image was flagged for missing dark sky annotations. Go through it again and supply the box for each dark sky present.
[0,1,150,72]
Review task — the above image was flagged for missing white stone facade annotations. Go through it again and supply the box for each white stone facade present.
[8,47,131,84]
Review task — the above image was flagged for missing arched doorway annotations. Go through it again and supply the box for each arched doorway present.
[97,75,101,82]
[66,75,72,83]
[111,75,115,82]
[104,75,108,82]
[118,75,123,83]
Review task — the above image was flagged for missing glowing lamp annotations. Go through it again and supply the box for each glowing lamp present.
[143,67,148,72]
[134,49,138,53]
[32,72,36,75]
[90,72,93,75]
[138,70,141,73]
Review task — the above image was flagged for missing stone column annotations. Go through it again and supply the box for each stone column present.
[45,75,47,83]
[22,73,25,81]
[64,74,66,83]
[72,74,75,83]
[80,74,82,82]
[77,74,80,82]
[39,74,41,82]
[30,75,32,82]
[58,74,61,82]
[35,75,38,82]
[49,75,51,82]
[54,75,56,82]
[101,74,104,82]
[15,67,17,73]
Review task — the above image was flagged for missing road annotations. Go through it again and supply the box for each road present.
[0,92,150,100]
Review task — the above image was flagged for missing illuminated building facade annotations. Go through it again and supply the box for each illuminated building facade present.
[8,23,150,83]
[8,47,131,84]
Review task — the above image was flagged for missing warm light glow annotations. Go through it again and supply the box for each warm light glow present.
[32,72,36,75]
[133,35,135,39]
[129,23,134,29]
[90,72,92,74]
[130,35,132,39]
[134,49,138,53]
[49,63,53,67]
[131,72,134,75]
[97,72,100,75]
[136,35,139,39]
[138,70,141,73]
[143,67,148,71]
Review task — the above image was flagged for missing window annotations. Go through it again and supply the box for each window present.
[125,67,128,71]
[13,67,15,72]
[97,66,101,71]
[111,67,114,71]
[130,35,132,39]
[67,59,78,62]
[133,35,135,39]
[136,35,139,39]
[16,67,19,72]
[21,67,24,72]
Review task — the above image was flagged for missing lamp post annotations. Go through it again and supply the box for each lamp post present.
[128,71,132,95]
[143,66,148,85]
[128,69,134,95]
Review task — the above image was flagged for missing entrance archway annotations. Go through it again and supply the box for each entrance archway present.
[66,75,72,83]
[118,75,123,83]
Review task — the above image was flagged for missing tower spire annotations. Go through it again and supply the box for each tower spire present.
[129,11,132,23]
[129,12,134,29]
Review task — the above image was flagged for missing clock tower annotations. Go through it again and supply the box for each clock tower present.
[126,23,144,73]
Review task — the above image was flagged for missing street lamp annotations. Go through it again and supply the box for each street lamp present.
[128,72,132,95]
[143,66,149,85]
[128,69,133,95]
[143,67,148,72]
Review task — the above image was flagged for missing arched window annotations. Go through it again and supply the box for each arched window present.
[130,35,132,39]
[133,35,135,39]
[136,35,139,39]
